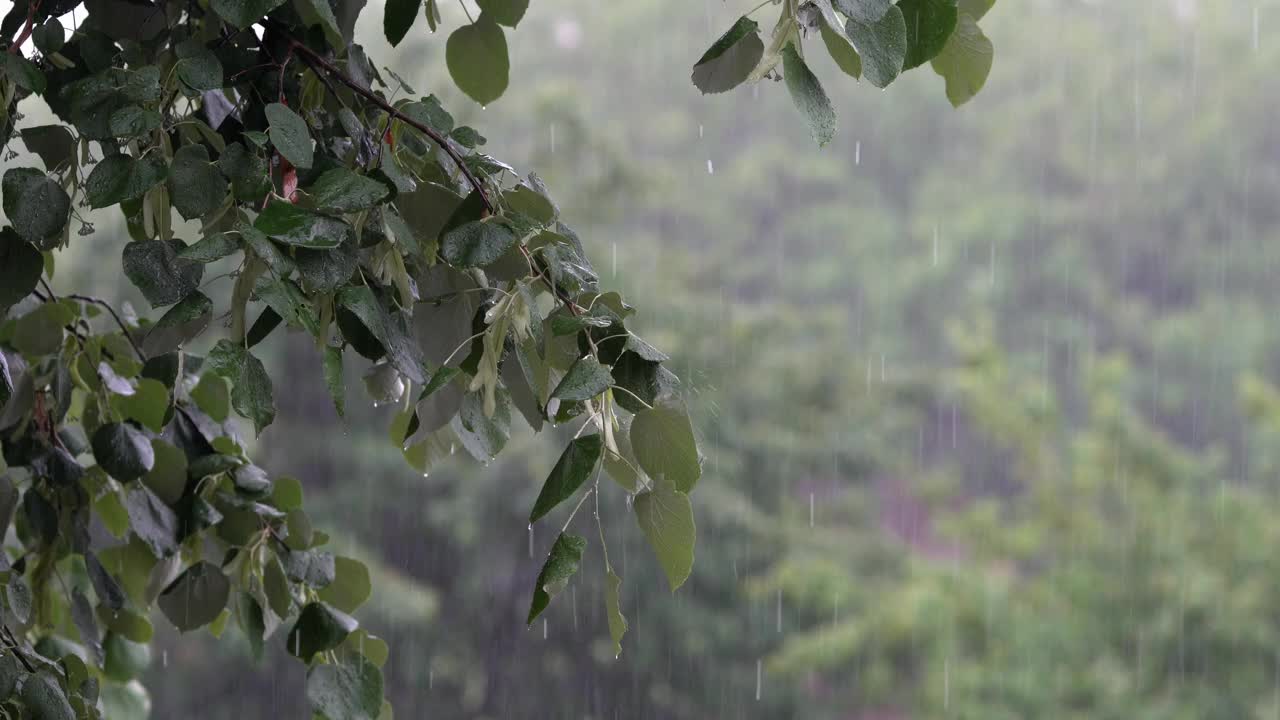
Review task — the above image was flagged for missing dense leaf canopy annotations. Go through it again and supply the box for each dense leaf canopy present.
[0,0,995,715]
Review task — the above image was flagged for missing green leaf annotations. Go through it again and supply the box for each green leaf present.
[782,43,837,146]
[846,4,907,88]
[264,554,293,617]
[85,154,168,209]
[337,286,425,384]
[209,0,288,28]
[253,274,320,335]
[317,556,372,613]
[122,239,204,307]
[446,15,510,106]
[3,169,69,247]
[0,229,43,309]
[20,673,75,720]
[440,218,518,268]
[529,434,603,523]
[3,54,45,94]
[307,654,384,720]
[87,551,128,610]
[820,16,862,78]
[124,483,179,557]
[219,142,272,201]
[254,200,349,249]
[401,95,454,135]
[308,167,391,212]
[383,0,421,46]
[630,401,701,493]
[168,144,228,220]
[158,562,231,632]
[103,632,151,682]
[930,13,993,107]
[206,339,276,434]
[605,569,627,657]
[899,0,958,70]
[141,439,188,505]
[452,388,510,461]
[174,39,224,93]
[293,0,344,47]
[691,16,764,94]
[634,481,696,591]
[526,533,586,624]
[551,356,614,402]
[109,106,163,138]
[92,423,155,482]
[20,125,76,172]
[111,378,169,432]
[288,601,358,659]
[12,302,73,356]
[834,0,891,23]
[265,103,314,170]
[322,345,346,417]
[476,0,527,27]
[142,291,212,356]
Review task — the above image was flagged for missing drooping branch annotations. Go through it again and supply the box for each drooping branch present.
[264,21,495,215]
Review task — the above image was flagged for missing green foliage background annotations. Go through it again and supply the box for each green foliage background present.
[8,0,1280,717]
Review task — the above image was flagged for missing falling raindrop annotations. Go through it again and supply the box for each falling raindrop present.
[162,651,168,668]
[698,124,704,138]
[854,140,861,165]
[933,224,940,266]
[549,123,556,153]
[755,659,763,701]
[809,493,815,528]
[542,618,548,640]
[528,523,534,558]
[450,443,456,455]
[1255,5,1261,52]
[612,242,617,278]
[775,588,782,633]
[706,159,714,175]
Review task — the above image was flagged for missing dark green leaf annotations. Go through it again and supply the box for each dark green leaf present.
[92,423,155,482]
[87,552,127,610]
[400,95,454,135]
[529,434,603,523]
[0,229,42,309]
[527,532,586,624]
[899,0,958,69]
[158,562,231,632]
[12,300,72,356]
[690,16,764,94]
[206,340,276,434]
[3,54,44,93]
[337,286,425,384]
[306,654,384,720]
[476,0,527,27]
[21,673,75,720]
[175,39,224,92]
[253,274,319,335]
[19,125,76,171]
[85,154,168,209]
[141,438,187,505]
[168,144,228,220]
[265,102,313,170]
[124,483,179,557]
[551,356,613,402]
[103,632,150,682]
[605,569,627,657]
[307,167,390,212]
[254,201,348,248]
[209,0,289,28]
[383,0,421,46]
[2,168,69,246]
[122,239,203,307]
[445,15,509,106]
[452,387,511,461]
[288,601,357,659]
[108,105,163,138]
[111,378,169,432]
[178,232,241,263]
[441,219,518,268]
[846,4,907,88]
[142,291,212,356]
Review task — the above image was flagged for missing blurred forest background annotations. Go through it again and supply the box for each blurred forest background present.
[8,0,1280,716]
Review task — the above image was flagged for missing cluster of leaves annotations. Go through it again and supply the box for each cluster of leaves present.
[0,0,703,716]
[692,0,997,144]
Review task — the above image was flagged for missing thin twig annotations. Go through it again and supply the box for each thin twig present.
[265,23,493,214]
[64,294,145,360]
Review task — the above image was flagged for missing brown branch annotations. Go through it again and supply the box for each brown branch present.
[267,24,494,215]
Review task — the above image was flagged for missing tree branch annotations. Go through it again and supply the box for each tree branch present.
[266,23,494,215]
[64,294,146,361]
